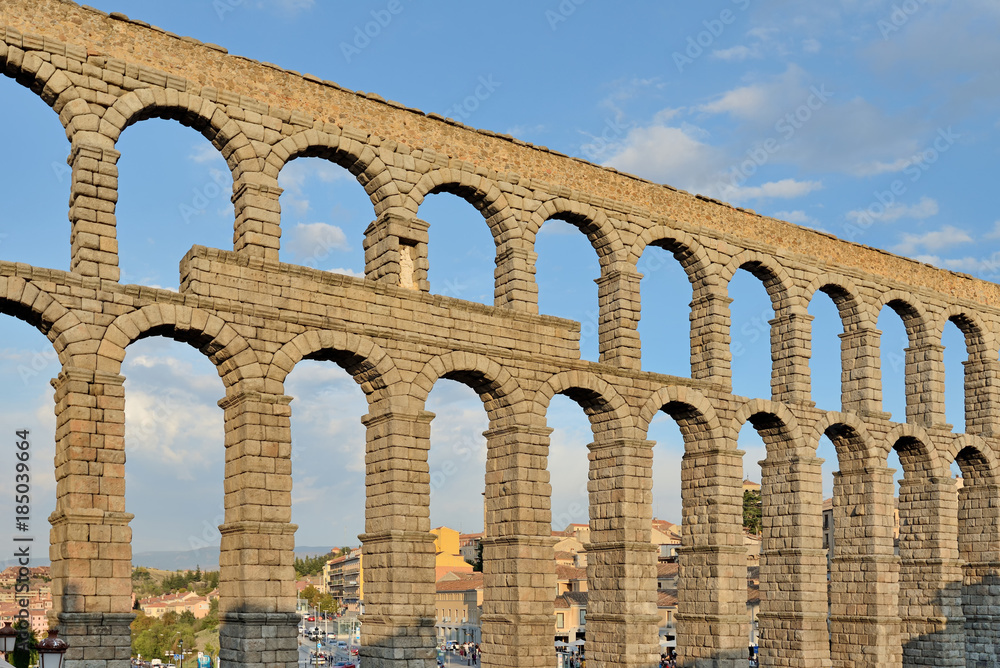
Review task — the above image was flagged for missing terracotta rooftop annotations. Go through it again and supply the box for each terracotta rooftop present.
[657,589,679,608]
[554,591,588,608]
[656,563,679,578]
[435,573,484,593]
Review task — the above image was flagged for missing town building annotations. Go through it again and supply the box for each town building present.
[435,572,483,645]
[138,590,218,619]
[323,555,346,604]
[458,532,483,566]
[553,592,587,644]
[342,548,363,614]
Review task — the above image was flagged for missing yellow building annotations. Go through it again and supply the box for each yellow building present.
[431,527,474,580]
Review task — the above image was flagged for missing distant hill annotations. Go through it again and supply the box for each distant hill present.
[2,545,334,571]
[131,545,333,571]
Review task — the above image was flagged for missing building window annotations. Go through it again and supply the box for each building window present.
[823,534,829,549]
[556,613,564,629]
[823,514,829,529]
[579,609,586,626]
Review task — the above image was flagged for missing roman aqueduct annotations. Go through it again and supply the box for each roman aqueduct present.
[1,1,999,667]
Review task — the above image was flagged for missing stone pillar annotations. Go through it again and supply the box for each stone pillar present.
[905,342,947,427]
[829,464,901,668]
[48,366,133,668]
[69,141,120,281]
[217,388,298,668]
[770,312,813,405]
[482,423,556,668]
[676,443,746,668]
[757,451,831,667]
[897,475,965,666]
[595,268,642,370]
[495,241,538,312]
[360,408,437,668]
[689,291,732,392]
[963,357,1000,437]
[585,438,659,668]
[232,176,282,262]
[958,479,1000,665]
[840,327,889,417]
[364,212,430,291]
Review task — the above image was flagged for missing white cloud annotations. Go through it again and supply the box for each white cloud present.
[720,178,823,201]
[802,38,822,53]
[121,348,224,481]
[328,267,365,278]
[693,65,930,176]
[910,253,1000,277]
[851,157,914,176]
[505,123,546,138]
[984,221,1000,240]
[847,196,939,224]
[603,124,727,191]
[538,219,581,236]
[286,222,350,262]
[698,83,771,119]
[279,160,353,217]
[772,210,818,226]
[188,144,222,164]
[257,0,314,13]
[426,381,490,532]
[893,225,973,255]
[124,387,221,476]
[711,44,762,62]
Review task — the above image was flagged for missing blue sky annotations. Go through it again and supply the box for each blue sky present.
[0,0,989,557]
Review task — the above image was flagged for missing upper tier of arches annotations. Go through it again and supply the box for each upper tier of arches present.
[3,29,1000,441]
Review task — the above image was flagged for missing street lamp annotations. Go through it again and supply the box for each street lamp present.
[35,629,69,668]
[0,622,17,657]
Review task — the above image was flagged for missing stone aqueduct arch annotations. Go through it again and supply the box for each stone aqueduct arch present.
[1,3,1000,667]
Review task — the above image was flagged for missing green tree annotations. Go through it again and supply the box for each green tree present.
[301,585,320,608]
[743,489,762,535]
[204,641,219,662]
[9,628,39,668]
[472,541,483,572]
[294,552,334,577]
[133,626,165,662]
[316,592,338,615]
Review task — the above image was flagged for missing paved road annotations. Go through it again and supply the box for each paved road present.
[440,650,480,667]
[294,638,485,667]
[297,636,357,665]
